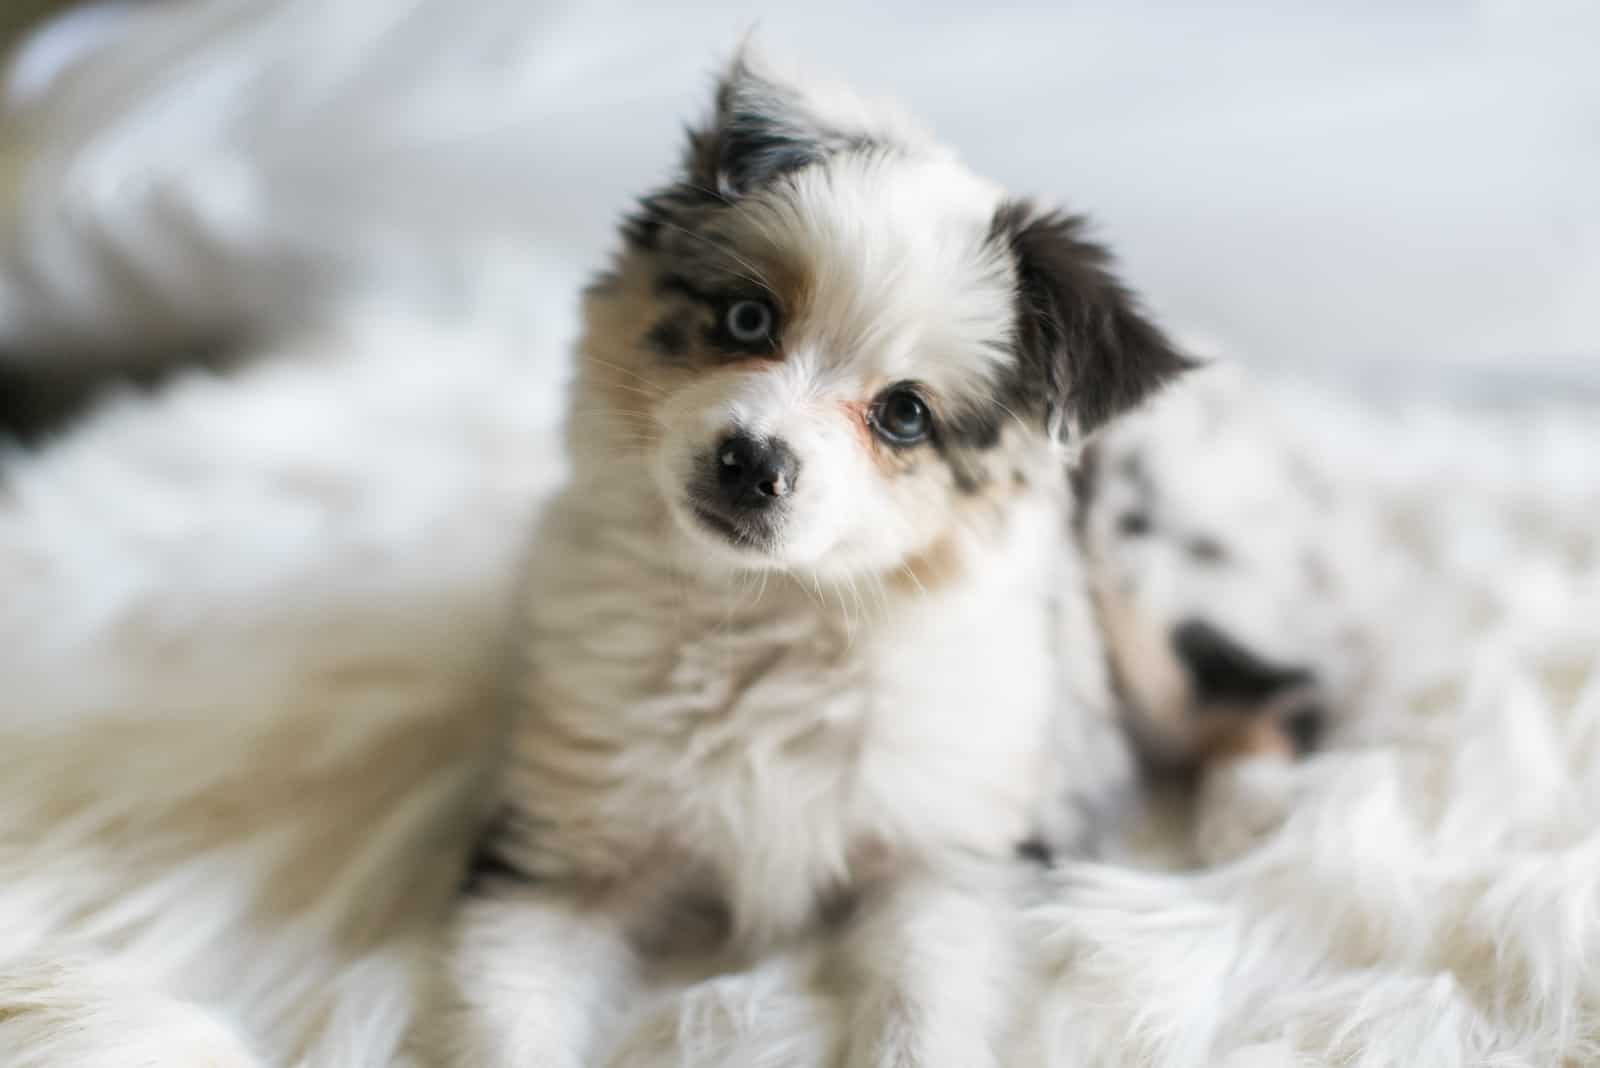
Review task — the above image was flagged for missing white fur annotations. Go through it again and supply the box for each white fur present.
[3,3,1598,1067]
[442,423,1102,1064]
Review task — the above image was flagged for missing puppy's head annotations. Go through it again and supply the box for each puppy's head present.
[574,53,1191,580]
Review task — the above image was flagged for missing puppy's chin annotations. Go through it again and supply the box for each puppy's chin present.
[667,487,881,579]
[667,494,789,571]
[664,496,940,594]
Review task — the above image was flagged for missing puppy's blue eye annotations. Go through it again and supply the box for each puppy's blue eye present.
[725,299,774,344]
[870,386,933,446]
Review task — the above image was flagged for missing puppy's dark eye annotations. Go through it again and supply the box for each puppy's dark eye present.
[870,386,933,446]
[725,299,774,344]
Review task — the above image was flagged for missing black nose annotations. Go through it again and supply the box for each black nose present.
[715,432,799,512]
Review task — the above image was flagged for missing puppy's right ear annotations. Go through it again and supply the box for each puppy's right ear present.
[684,52,855,198]
[993,201,1196,441]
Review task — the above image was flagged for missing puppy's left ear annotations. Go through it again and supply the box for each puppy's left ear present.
[994,201,1196,440]
[688,52,854,198]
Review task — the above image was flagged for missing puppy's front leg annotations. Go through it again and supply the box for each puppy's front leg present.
[424,883,638,1068]
[835,863,1024,1068]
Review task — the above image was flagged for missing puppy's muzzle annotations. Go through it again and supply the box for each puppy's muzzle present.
[688,430,800,548]
[714,431,798,511]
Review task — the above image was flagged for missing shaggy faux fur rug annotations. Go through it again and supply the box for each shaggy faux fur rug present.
[2,3,1597,1066]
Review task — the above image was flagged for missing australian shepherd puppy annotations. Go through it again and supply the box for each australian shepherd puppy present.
[414,52,1241,1068]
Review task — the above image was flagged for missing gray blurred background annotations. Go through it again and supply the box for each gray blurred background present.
[6,0,1599,399]
[488,0,1600,399]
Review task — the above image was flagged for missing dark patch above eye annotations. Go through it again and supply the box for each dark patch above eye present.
[644,317,689,359]
[656,273,713,303]
[654,272,781,356]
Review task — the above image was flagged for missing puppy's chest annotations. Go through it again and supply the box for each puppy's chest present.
[509,568,1057,932]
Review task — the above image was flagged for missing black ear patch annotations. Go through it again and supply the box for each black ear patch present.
[992,202,1195,438]
[685,57,863,198]
[623,58,868,253]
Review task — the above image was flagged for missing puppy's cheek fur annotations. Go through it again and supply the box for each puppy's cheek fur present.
[784,441,852,560]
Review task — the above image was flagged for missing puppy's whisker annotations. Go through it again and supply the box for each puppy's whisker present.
[583,355,670,396]
[675,180,736,207]
[598,383,670,406]
[869,572,890,616]
[565,409,662,424]
[990,398,1032,440]
[654,219,774,293]
[564,413,662,429]
[897,563,930,599]
[655,217,768,280]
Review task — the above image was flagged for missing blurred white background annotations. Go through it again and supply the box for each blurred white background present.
[514,0,1600,397]
[7,0,1599,397]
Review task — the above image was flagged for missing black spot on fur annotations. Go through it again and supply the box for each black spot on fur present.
[1117,451,1151,488]
[989,202,1195,438]
[928,404,1007,494]
[1187,534,1228,564]
[947,462,984,495]
[1285,702,1326,755]
[1118,511,1153,537]
[1017,837,1054,866]
[940,407,1003,451]
[1068,439,1103,534]
[1171,619,1314,707]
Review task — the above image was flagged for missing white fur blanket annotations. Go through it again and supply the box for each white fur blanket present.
[2,4,1597,1066]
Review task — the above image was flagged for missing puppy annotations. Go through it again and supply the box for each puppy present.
[417,53,1313,1068]
[1080,364,1368,776]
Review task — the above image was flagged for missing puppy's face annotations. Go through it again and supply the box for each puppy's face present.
[575,57,1190,581]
